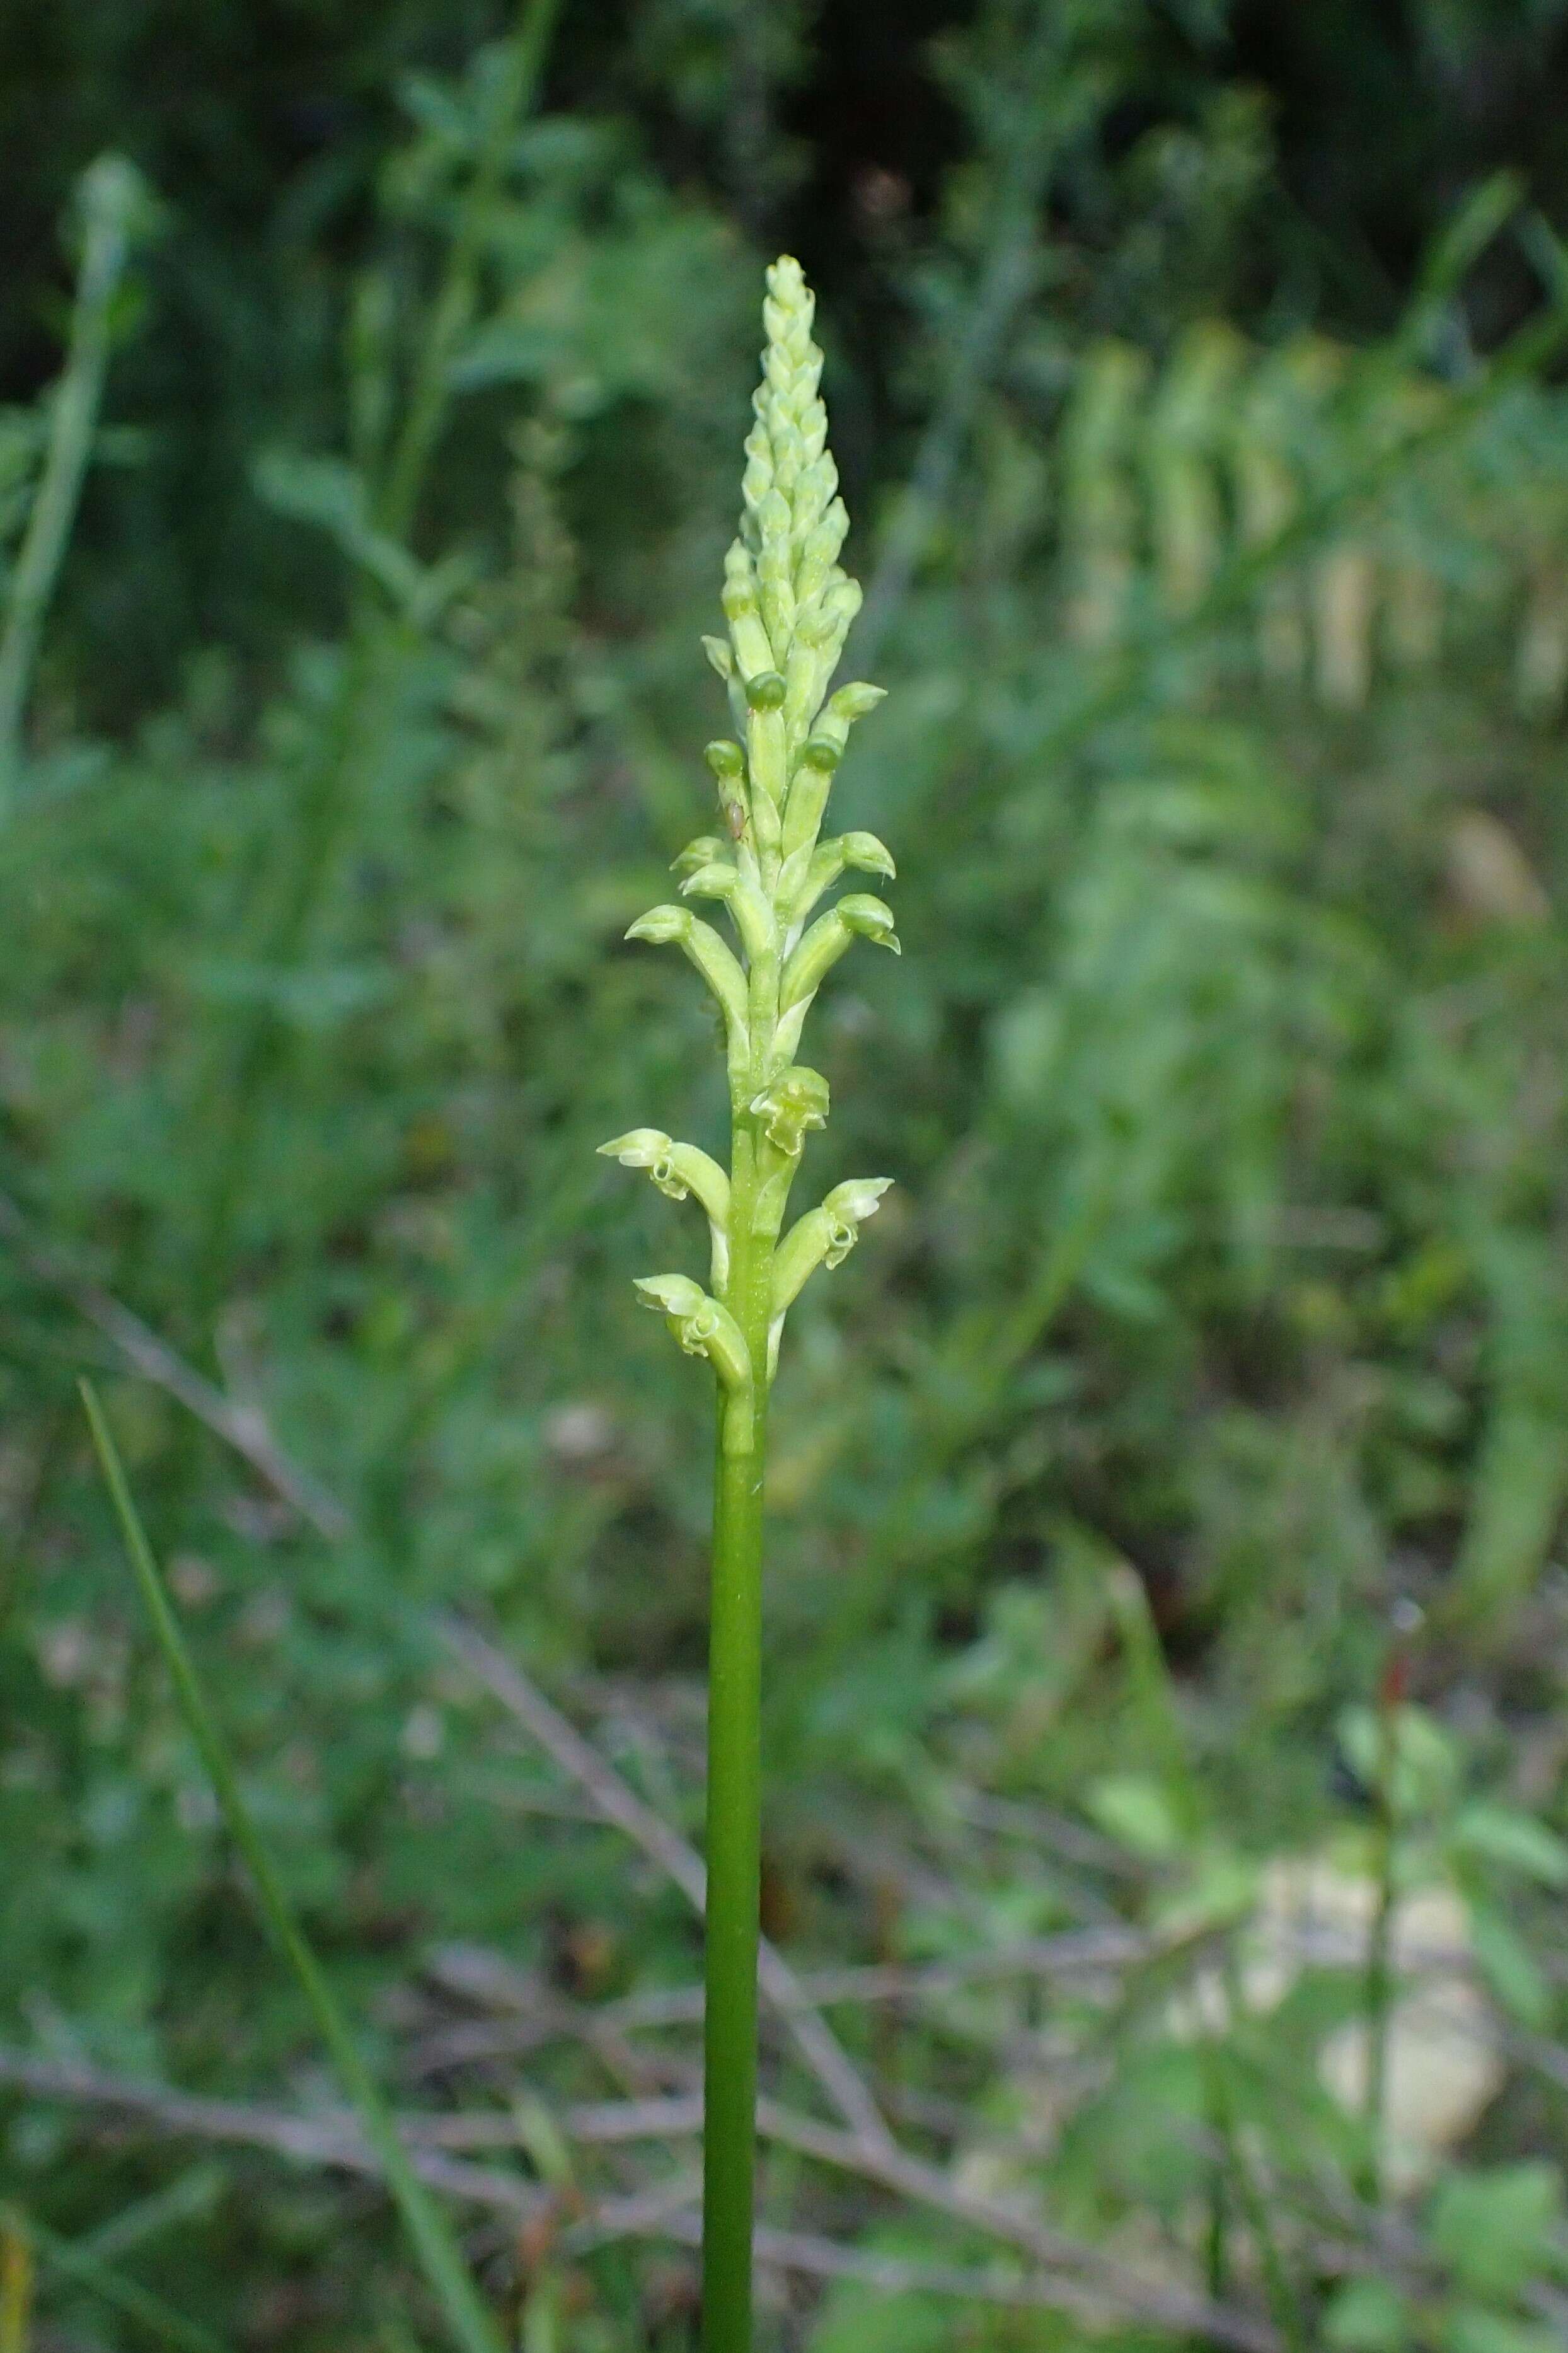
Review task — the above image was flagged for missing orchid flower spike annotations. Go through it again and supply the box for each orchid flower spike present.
[603,253,898,1421]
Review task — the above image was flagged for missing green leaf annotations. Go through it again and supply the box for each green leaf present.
[1323,2277,1414,2353]
[1415,173,1525,311]
[805,2240,955,2353]
[1467,1902,1550,2029]
[1450,1803,1568,1888]
[1441,2307,1560,2353]
[252,449,470,623]
[1428,2163,1564,2302]
[1337,1703,1461,1817]
[1085,1772,1185,1858]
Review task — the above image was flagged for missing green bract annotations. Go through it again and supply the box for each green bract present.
[604,253,894,1399]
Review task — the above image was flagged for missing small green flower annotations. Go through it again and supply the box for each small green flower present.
[597,1130,730,1223]
[772,1176,893,1317]
[672,834,730,877]
[749,1066,830,1157]
[633,1274,751,1390]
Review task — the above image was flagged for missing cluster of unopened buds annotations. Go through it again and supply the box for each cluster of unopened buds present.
[598,253,896,1442]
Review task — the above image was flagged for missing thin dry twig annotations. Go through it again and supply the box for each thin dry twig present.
[415,1922,1163,2082]
[0,1195,351,1541]
[437,1612,897,2158]
[0,2044,1277,2349]
[0,2046,537,2217]
[579,2204,1277,2350]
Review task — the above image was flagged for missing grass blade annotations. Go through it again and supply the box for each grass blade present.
[0,157,143,812]
[79,1380,507,2353]
[4,2204,229,2353]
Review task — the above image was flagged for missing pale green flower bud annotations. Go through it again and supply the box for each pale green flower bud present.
[634,1275,751,1391]
[679,860,741,900]
[794,579,862,726]
[794,500,849,607]
[703,740,751,846]
[679,862,775,964]
[822,1176,893,1253]
[836,893,900,949]
[703,635,750,735]
[838,831,896,879]
[778,743,838,865]
[792,599,843,651]
[672,835,729,877]
[779,893,900,1015]
[771,1177,892,1316]
[722,543,775,679]
[779,691,884,864]
[626,904,750,1046]
[747,708,787,811]
[600,1126,680,1188]
[626,904,689,945]
[795,733,841,778]
[785,830,896,923]
[599,1131,730,1227]
[816,678,886,753]
[749,1066,829,1157]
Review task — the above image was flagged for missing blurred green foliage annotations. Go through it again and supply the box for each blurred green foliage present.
[4,1,1568,2345]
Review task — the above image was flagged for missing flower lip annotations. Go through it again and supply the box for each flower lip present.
[600,1128,690,1200]
[599,1128,672,1169]
[679,862,739,901]
[837,893,900,953]
[824,1176,893,1225]
[626,904,689,945]
[634,1273,707,1320]
[827,681,887,722]
[672,835,728,875]
[839,830,896,881]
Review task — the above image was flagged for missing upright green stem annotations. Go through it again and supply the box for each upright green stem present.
[0,156,141,812]
[703,1402,766,2347]
[379,0,561,543]
[703,1115,773,2349]
[1199,2018,1310,2353]
[1361,1684,1400,2206]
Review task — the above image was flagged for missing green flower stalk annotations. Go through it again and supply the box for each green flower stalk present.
[600,256,896,2350]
